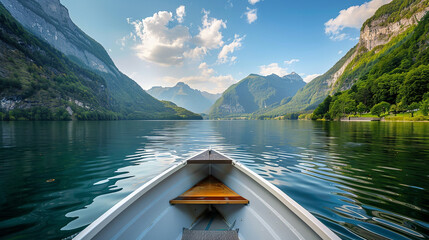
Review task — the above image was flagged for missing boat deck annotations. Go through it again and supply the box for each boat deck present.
[182,210,239,240]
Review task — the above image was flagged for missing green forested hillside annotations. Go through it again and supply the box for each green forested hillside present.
[209,73,306,119]
[147,82,219,113]
[265,47,358,116]
[312,12,429,120]
[0,3,201,120]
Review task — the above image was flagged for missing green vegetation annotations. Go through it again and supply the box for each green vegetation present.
[312,12,429,121]
[209,73,305,119]
[264,45,358,116]
[0,3,201,121]
[362,0,428,28]
[160,101,202,120]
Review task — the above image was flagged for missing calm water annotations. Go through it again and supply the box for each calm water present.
[0,120,428,239]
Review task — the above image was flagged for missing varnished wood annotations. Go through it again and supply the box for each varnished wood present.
[170,176,249,205]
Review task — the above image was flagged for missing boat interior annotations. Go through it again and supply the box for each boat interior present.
[170,173,248,240]
[86,150,325,240]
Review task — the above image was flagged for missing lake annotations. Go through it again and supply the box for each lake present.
[0,120,428,239]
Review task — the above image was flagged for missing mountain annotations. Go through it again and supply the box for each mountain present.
[209,73,306,118]
[266,0,429,116]
[311,0,429,120]
[147,82,221,113]
[0,0,201,120]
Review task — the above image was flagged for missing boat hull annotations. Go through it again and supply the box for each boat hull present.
[73,151,339,240]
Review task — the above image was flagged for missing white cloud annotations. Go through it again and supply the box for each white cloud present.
[325,0,392,40]
[248,0,261,5]
[176,5,186,23]
[130,11,191,65]
[259,63,287,76]
[303,74,321,83]
[245,7,257,24]
[218,34,244,64]
[116,32,136,50]
[338,50,343,54]
[163,63,235,93]
[199,62,215,76]
[194,10,226,49]
[183,47,207,60]
[284,59,299,65]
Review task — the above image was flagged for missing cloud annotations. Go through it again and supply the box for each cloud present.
[116,32,136,50]
[284,59,299,65]
[245,7,257,24]
[130,11,191,65]
[176,5,185,23]
[199,62,215,76]
[248,0,261,5]
[163,62,235,93]
[259,63,287,76]
[303,74,321,83]
[325,0,392,40]
[338,50,343,54]
[218,34,244,63]
[183,47,207,60]
[194,10,226,49]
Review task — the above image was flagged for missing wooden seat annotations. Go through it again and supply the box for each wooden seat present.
[170,176,249,205]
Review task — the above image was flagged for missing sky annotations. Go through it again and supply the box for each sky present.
[60,0,391,94]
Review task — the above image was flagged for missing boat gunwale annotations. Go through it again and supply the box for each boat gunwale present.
[229,159,340,240]
[72,150,208,240]
[73,150,340,240]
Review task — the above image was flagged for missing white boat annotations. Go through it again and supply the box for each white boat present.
[74,150,340,240]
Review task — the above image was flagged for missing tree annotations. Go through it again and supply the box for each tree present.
[389,104,397,116]
[421,99,429,116]
[357,102,367,116]
[407,102,420,117]
[397,101,406,114]
[400,65,429,104]
[312,95,332,120]
[371,101,390,117]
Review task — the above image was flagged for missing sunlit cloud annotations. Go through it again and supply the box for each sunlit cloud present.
[259,63,287,76]
[325,0,392,40]
[245,7,257,24]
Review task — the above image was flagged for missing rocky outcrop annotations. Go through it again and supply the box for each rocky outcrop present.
[360,6,429,52]
[328,3,429,89]
[0,0,116,74]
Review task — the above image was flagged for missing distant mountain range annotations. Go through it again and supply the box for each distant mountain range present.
[209,73,306,118]
[265,0,429,117]
[147,82,221,113]
[0,0,201,120]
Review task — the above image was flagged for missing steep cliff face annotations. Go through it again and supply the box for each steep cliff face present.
[0,0,115,74]
[0,0,202,120]
[360,9,428,52]
[270,0,429,116]
[332,0,429,90]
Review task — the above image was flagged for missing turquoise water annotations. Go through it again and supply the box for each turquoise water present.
[0,120,428,239]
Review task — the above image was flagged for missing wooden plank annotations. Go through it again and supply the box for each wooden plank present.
[170,176,249,205]
[187,150,232,164]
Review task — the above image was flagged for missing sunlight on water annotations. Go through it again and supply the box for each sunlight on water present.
[0,120,428,239]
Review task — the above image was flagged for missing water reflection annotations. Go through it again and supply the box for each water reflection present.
[0,121,428,240]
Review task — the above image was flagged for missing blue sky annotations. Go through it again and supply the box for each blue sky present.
[60,0,391,93]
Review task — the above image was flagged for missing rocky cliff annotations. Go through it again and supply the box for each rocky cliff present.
[0,0,202,120]
[267,0,429,116]
[0,0,115,74]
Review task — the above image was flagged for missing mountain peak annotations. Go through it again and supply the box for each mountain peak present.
[175,82,189,87]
